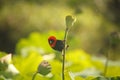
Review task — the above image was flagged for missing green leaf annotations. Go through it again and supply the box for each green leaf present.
[92,76,120,80]
[13,52,43,80]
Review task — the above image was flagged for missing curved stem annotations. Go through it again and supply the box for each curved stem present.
[32,72,38,80]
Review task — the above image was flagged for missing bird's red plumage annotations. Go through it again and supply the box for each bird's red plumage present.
[48,36,57,47]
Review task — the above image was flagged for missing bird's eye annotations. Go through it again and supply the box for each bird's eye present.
[49,40,53,44]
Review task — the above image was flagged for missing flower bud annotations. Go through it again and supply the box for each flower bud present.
[37,60,51,76]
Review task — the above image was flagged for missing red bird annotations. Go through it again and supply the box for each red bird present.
[48,36,64,52]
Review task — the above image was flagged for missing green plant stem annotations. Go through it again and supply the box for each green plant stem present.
[104,51,109,77]
[104,38,111,77]
[62,27,69,80]
[62,51,65,80]
[32,72,38,80]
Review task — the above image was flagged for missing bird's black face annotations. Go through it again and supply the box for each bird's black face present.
[49,39,54,44]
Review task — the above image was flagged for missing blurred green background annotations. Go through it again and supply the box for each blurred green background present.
[0,0,120,80]
[0,0,120,56]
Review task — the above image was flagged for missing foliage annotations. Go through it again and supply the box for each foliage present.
[15,31,64,55]
[0,32,120,80]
